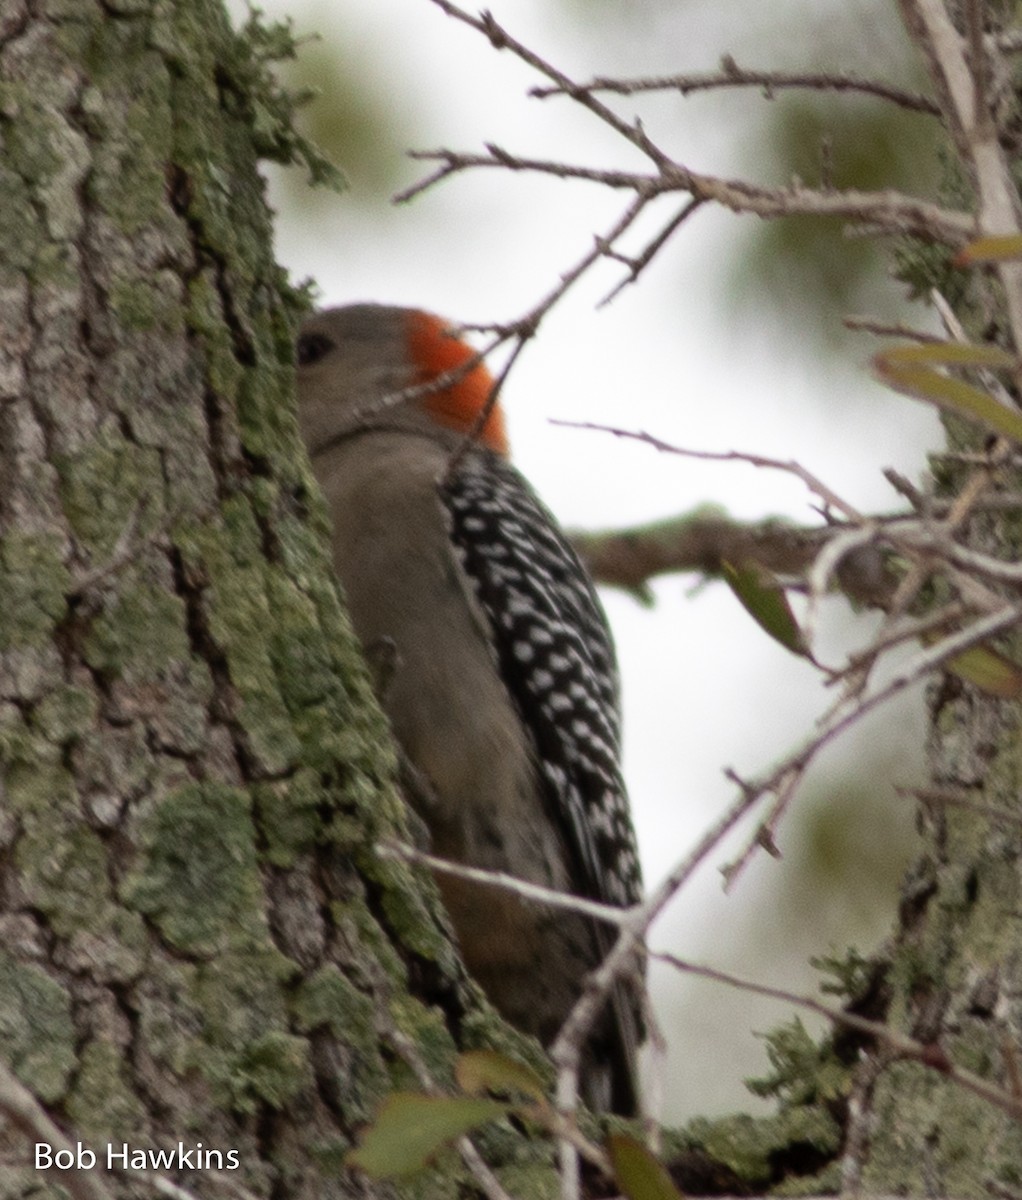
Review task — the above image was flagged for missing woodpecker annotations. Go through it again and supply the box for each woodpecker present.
[295,303,643,1114]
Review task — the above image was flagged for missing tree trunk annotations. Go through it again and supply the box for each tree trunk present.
[7,0,1022,1197]
[853,519,1022,1189]
[0,3,510,1196]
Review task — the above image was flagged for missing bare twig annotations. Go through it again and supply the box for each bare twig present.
[656,953,1022,1121]
[378,195,655,461]
[444,332,530,480]
[834,601,970,676]
[455,1139,520,1200]
[400,144,973,247]
[425,0,670,167]
[901,785,1022,830]
[383,1024,525,1200]
[721,603,1022,884]
[844,314,944,342]
[805,523,880,642]
[599,198,704,306]
[896,523,1022,586]
[899,0,1022,353]
[548,777,778,1192]
[0,1061,115,1200]
[378,840,634,926]
[553,421,862,519]
[531,57,941,116]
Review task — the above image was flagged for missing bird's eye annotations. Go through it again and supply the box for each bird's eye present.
[296,331,333,367]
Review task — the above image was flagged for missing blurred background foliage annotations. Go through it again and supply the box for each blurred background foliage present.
[740,93,940,341]
[229,0,944,1120]
[267,3,423,202]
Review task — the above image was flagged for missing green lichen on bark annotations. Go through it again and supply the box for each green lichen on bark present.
[65,1040,147,1146]
[16,815,117,938]
[0,951,76,1104]
[122,781,266,954]
[0,3,534,1194]
[201,1022,312,1114]
[357,848,461,969]
[292,964,390,1123]
[173,510,305,775]
[0,534,69,651]
[661,1015,847,1195]
[120,782,316,1110]
[252,771,325,866]
[867,1059,1022,1194]
[56,427,165,553]
[83,577,193,678]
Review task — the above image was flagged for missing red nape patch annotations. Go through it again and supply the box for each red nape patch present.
[405,310,509,455]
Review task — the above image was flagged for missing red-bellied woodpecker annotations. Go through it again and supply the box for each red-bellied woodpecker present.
[296,303,643,1114]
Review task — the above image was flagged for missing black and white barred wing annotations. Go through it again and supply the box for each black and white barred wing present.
[442,453,642,908]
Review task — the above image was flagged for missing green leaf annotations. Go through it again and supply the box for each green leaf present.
[607,1133,684,1200]
[946,644,1022,698]
[455,1050,547,1102]
[722,561,809,658]
[347,1092,510,1178]
[955,234,1022,265]
[874,349,1022,444]
[878,342,1017,369]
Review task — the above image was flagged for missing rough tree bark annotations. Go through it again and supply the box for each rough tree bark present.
[0,2,542,1197]
[4,0,1022,1198]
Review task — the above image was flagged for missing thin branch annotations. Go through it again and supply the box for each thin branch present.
[455,1139,520,1200]
[0,1061,115,1200]
[492,193,651,357]
[378,840,634,926]
[395,146,650,203]
[899,0,1022,356]
[844,313,945,342]
[834,600,971,677]
[553,421,863,518]
[804,523,880,645]
[444,331,531,481]
[531,57,941,117]
[598,197,704,306]
[656,953,1022,1122]
[897,523,1022,586]
[720,603,1022,884]
[426,0,670,168]
[901,785,1022,830]
[548,775,777,1179]
[400,144,973,247]
[383,1024,523,1200]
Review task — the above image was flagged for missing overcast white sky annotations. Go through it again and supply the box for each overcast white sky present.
[229,0,941,1118]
